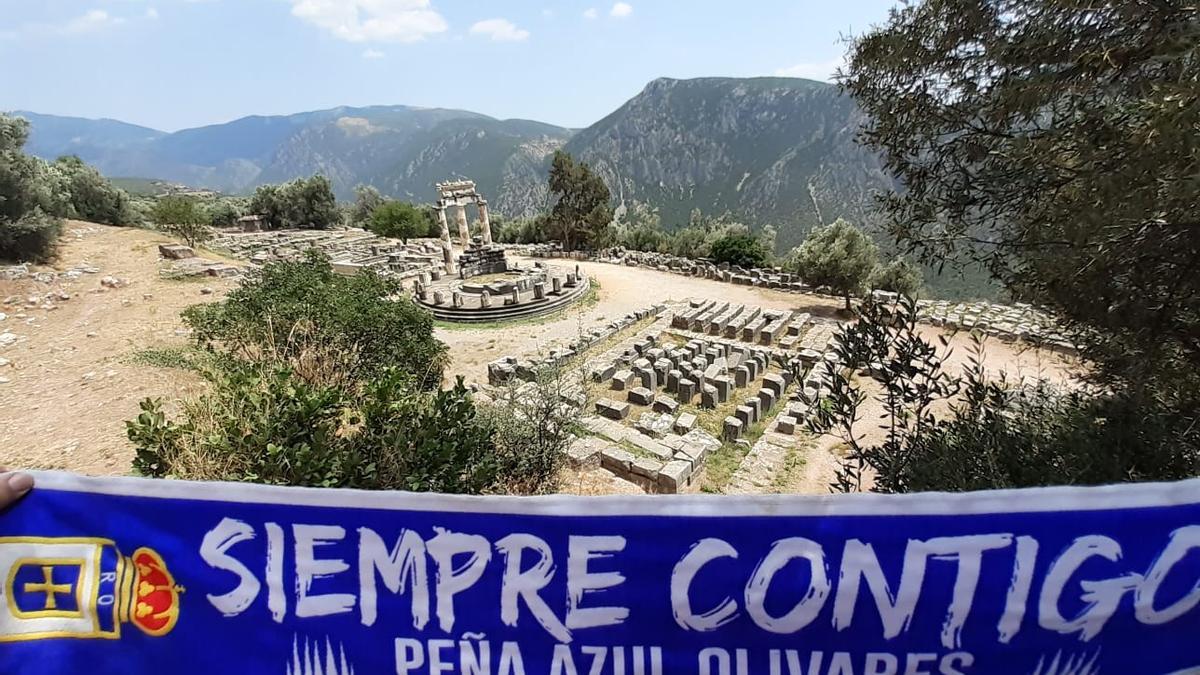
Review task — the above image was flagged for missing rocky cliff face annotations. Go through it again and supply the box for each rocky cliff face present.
[562,77,894,249]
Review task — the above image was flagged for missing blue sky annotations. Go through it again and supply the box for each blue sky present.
[0,0,898,132]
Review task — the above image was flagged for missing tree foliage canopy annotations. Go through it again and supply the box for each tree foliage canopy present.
[152,195,211,247]
[709,232,770,268]
[870,256,923,297]
[546,151,613,251]
[369,200,429,243]
[843,0,1200,397]
[788,218,879,308]
[248,176,340,230]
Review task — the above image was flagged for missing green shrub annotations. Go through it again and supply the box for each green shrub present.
[183,251,447,389]
[709,232,770,268]
[128,365,499,493]
[808,296,1200,493]
[0,210,62,263]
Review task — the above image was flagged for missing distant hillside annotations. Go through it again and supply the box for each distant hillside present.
[12,78,887,248]
[13,106,572,204]
[563,77,895,250]
[11,111,165,161]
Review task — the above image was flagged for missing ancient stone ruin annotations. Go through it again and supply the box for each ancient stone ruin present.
[434,180,492,275]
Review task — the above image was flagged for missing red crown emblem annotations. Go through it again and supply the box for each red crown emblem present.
[124,547,183,636]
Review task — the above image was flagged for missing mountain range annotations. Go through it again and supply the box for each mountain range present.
[11,76,893,250]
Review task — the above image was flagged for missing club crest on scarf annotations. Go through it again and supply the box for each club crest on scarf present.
[0,537,182,642]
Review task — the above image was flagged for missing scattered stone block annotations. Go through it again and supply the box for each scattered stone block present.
[673,412,697,434]
[776,415,798,435]
[630,456,665,479]
[744,397,762,423]
[600,447,635,474]
[735,405,754,427]
[653,396,679,414]
[763,373,787,399]
[628,387,654,406]
[677,379,697,404]
[635,412,675,439]
[158,244,195,260]
[701,384,719,409]
[724,417,743,441]
[712,376,733,403]
[758,388,777,413]
[611,370,635,390]
[595,398,631,420]
[657,460,693,493]
[590,363,617,382]
[734,366,750,389]
[666,369,682,393]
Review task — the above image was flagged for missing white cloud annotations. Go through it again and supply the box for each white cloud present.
[468,18,529,42]
[610,2,632,18]
[774,57,844,82]
[582,8,598,19]
[289,0,448,44]
[362,48,385,59]
[61,10,126,35]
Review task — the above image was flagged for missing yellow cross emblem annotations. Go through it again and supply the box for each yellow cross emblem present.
[24,565,74,611]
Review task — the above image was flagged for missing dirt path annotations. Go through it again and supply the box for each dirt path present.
[0,222,238,475]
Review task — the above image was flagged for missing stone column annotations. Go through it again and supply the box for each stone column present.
[477,199,493,245]
[436,206,456,275]
[455,204,470,249]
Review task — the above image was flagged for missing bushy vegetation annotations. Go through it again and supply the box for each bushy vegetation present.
[808,296,1199,493]
[1,113,137,262]
[709,232,770,268]
[786,218,879,309]
[248,175,339,230]
[830,0,1200,490]
[183,251,447,389]
[151,195,212,248]
[129,252,575,494]
[869,256,922,297]
[368,200,434,243]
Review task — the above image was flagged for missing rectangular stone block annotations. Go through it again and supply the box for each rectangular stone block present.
[674,412,697,434]
[628,387,655,406]
[763,373,787,399]
[666,369,682,394]
[630,456,665,479]
[590,363,617,383]
[735,405,753,427]
[600,447,635,474]
[713,376,733,403]
[724,417,743,441]
[776,415,798,435]
[635,367,657,391]
[595,398,631,420]
[657,460,693,494]
[653,396,680,414]
[744,397,762,423]
[734,366,750,389]
[758,388,777,414]
[701,384,719,409]
[611,370,635,391]
[677,379,697,404]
